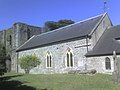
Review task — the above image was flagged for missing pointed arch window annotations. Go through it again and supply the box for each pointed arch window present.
[66,48,73,67]
[46,52,52,67]
[105,57,111,70]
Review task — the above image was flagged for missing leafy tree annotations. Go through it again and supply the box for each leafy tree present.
[58,19,75,27]
[0,44,7,76]
[44,21,59,32]
[19,54,40,74]
[44,19,75,32]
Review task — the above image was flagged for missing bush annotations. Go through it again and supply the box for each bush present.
[19,54,40,74]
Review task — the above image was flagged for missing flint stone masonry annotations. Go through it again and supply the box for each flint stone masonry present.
[18,39,88,74]
[87,56,114,74]
[19,46,115,74]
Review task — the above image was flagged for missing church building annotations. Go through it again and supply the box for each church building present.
[16,13,120,74]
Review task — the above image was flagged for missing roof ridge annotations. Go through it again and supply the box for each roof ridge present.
[36,13,106,37]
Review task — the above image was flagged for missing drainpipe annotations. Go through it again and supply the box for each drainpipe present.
[113,51,117,71]
[16,52,19,73]
[85,36,89,70]
[86,36,89,52]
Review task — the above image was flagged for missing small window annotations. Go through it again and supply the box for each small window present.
[9,35,12,45]
[66,48,73,67]
[46,52,52,67]
[102,21,106,29]
[105,57,111,70]
[27,28,31,40]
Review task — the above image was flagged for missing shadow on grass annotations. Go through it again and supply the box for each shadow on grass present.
[0,74,48,90]
[0,74,36,90]
[0,80,36,90]
[0,74,23,81]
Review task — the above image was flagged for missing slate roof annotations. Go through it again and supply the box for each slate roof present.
[16,13,106,52]
[86,25,120,57]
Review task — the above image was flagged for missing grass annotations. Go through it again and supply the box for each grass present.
[0,73,120,90]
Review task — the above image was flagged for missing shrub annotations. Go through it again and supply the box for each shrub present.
[19,54,40,74]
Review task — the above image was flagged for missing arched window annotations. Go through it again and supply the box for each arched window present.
[70,52,73,67]
[67,53,69,67]
[46,52,52,67]
[105,57,111,70]
[66,48,73,67]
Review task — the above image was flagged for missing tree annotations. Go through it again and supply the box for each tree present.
[19,54,40,74]
[58,19,75,27]
[44,21,59,32]
[0,44,7,76]
[44,19,75,32]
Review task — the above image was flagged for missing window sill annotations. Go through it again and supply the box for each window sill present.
[46,67,52,69]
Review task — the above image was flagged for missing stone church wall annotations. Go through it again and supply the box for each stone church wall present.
[18,38,88,74]
[18,39,115,74]
[87,56,114,74]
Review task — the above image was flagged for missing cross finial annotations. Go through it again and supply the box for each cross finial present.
[103,0,108,13]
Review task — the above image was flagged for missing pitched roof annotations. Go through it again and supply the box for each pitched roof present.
[86,25,120,57]
[16,13,106,52]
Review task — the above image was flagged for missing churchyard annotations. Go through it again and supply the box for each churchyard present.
[0,73,120,90]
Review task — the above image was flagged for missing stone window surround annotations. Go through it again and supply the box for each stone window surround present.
[46,52,52,68]
[105,57,111,70]
[66,48,74,68]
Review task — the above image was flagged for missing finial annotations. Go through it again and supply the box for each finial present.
[103,0,108,13]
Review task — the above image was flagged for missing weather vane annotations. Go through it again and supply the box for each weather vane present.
[103,0,108,13]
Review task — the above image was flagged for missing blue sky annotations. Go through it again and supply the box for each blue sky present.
[0,0,120,30]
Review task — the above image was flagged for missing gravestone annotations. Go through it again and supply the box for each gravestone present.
[6,59,11,72]
[112,51,120,83]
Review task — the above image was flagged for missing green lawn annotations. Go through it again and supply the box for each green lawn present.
[0,73,120,90]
